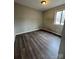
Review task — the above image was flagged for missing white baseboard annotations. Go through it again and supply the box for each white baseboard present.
[15,27,62,36]
[41,28,62,36]
[15,28,40,36]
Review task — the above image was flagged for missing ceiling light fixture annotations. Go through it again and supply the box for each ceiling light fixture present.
[41,0,46,5]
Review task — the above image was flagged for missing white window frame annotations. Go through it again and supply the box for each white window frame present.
[54,10,65,25]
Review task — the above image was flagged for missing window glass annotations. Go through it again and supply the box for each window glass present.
[55,11,62,24]
[61,10,65,25]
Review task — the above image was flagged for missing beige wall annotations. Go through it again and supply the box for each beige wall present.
[58,24,65,59]
[14,3,42,35]
[42,5,65,35]
[14,3,64,36]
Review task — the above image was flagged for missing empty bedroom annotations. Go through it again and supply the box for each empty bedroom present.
[14,0,65,59]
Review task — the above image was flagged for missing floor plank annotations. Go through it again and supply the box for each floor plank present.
[14,30,61,59]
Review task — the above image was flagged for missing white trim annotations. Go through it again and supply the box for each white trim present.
[15,28,40,35]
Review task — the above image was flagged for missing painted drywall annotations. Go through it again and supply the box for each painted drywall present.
[57,24,65,59]
[42,5,65,35]
[14,3,64,36]
[14,3,42,35]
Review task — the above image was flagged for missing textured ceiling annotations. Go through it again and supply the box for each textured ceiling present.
[14,0,65,11]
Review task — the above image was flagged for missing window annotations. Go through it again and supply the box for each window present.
[54,10,65,25]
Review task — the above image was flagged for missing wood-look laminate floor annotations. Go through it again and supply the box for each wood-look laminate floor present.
[14,30,61,59]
